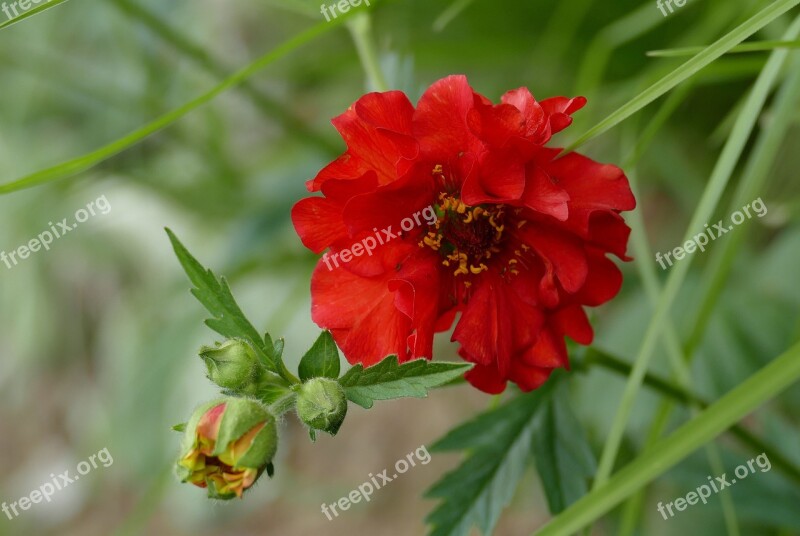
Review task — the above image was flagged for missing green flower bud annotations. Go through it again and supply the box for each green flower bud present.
[200,339,262,393]
[295,378,348,436]
[176,397,278,499]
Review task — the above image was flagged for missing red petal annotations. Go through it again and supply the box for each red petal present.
[543,152,635,235]
[291,197,349,254]
[540,96,587,134]
[463,360,508,394]
[310,263,410,365]
[342,163,438,237]
[509,361,555,391]
[461,151,526,205]
[453,273,544,375]
[552,305,593,345]
[388,252,442,360]
[500,87,549,143]
[414,75,484,161]
[575,250,624,306]
[520,166,570,221]
[310,91,416,190]
[517,222,588,295]
[587,211,633,260]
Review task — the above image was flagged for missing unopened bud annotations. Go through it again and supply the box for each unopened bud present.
[176,397,277,499]
[295,378,348,436]
[200,339,262,393]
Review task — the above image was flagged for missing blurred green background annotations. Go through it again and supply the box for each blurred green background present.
[1,0,799,534]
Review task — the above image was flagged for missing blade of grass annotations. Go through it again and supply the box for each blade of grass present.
[535,340,800,536]
[583,348,800,485]
[686,51,800,358]
[592,13,800,490]
[563,0,800,153]
[619,167,740,536]
[0,0,70,31]
[648,39,800,57]
[110,0,340,155]
[0,8,366,195]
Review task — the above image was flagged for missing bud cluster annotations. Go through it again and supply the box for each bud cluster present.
[175,334,351,500]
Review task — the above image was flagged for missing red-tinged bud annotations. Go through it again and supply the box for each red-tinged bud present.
[176,398,277,500]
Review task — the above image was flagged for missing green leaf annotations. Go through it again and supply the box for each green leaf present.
[165,229,298,384]
[426,378,559,536]
[564,0,800,153]
[298,331,341,381]
[531,384,596,514]
[171,423,187,433]
[338,356,472,409]
[0,0,70,31]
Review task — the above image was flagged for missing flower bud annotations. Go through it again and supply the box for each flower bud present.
[200,339,262,393]
[177,397,277,499]
[295,378,348,436]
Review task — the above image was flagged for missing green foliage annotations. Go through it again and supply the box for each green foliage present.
[166,228,295,383]
[298,331,341,381]
[426,378,561,536]
[531,384,596,515]
[339,356,472,409]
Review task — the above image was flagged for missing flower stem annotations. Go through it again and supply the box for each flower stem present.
[347,13,390,92]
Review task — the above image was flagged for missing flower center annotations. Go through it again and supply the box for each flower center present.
[419,187,506,278]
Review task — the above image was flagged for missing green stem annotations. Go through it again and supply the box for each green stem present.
[347,13,390,92]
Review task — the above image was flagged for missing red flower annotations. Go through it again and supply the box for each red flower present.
[292,75,635,393]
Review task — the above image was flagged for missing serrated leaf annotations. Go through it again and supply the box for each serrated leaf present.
[272,337,285,360]
[298,331,341,381]
[166,228,278,372]
[338,356,472,409]
[531,383,596,514]
[425,376,560,536]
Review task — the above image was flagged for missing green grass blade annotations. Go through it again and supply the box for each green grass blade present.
[592,14,800,489]
[110,0,340,155]
[647,39,800,57]
[0,13,359,195]
[535,340,800,536]
[686,52,800,357]
[0,0,70,31]
[563,0,800,153]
